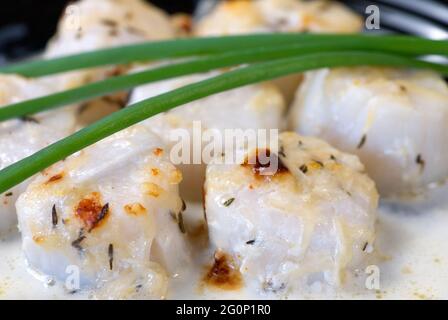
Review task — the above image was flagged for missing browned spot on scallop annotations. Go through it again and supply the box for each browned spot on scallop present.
[222,0,253,11]
[172,14,193,33]
[153,148,164,157]
[124,203,147,216]
[100,18,118,27]
[124,11,133,20]
[307,160,324,171]
[151,168,160,176]
[75,192,109,231]
[33,235,45,244]
[104,66,129,79]
[242,148,288,178]
[45,172,64,184]
[203,251,243,291]
[143,183,163,197]
[169,169,183,184]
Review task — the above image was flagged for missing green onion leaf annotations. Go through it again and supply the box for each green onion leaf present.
[0,51,446,193]
[4,39,439,121]
[1,34,447,77]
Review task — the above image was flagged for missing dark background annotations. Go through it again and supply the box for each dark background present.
[0,0,447,64]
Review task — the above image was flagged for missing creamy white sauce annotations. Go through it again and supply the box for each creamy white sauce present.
[1,197,448,299]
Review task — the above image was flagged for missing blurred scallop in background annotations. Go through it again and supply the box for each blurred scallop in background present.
[1,0,447,65]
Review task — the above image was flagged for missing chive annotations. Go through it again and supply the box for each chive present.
[20,115,39,123]
[362,242,369,252]
[0,44,340,121]
[0,51,447,193]
[416,154,425,172]
[223,198,235,207]
[3,37,446,121]
[108,243,114,271]
[1,34,447,77]
[90,203,109,231]
[177,211,186,234]
[0,34,311,76]
[357,134,367,149]
[71,230,86,252]
[52,204,58,227]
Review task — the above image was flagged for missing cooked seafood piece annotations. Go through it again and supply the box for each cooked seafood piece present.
[171,13,193,37]
[0,75,77,236]
[194,0,362,103]
[129,70,286,200]
[16,125,190,298]
[195,0,362,35]
[289,67,448,198]
[204,132,378,293]
[44,0,177,90]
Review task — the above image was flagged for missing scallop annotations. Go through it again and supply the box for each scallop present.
[194,0,362,103]
[289,67,448,198]
[204,132,378,293]
[0,75,77,236]
[16,125,190,298]
[43,0,177,91]
[194,0,362,36]
[42,0,178,127]
[128,70,286,200]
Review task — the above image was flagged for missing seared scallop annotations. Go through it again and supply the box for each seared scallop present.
[129,71,285,131]
[42,0,178,127]
[194,0,362,103]
[16,125,190,298]
[44,0,177,91]
[195,0,362,36]
[128,70,286,200]
[0,75,77,236]
[289,67,448,198]
[204,132,378,293]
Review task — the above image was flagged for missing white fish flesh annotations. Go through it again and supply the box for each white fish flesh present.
[289,67,448,198]
[16,125,190,298]
[204,131,378,293]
